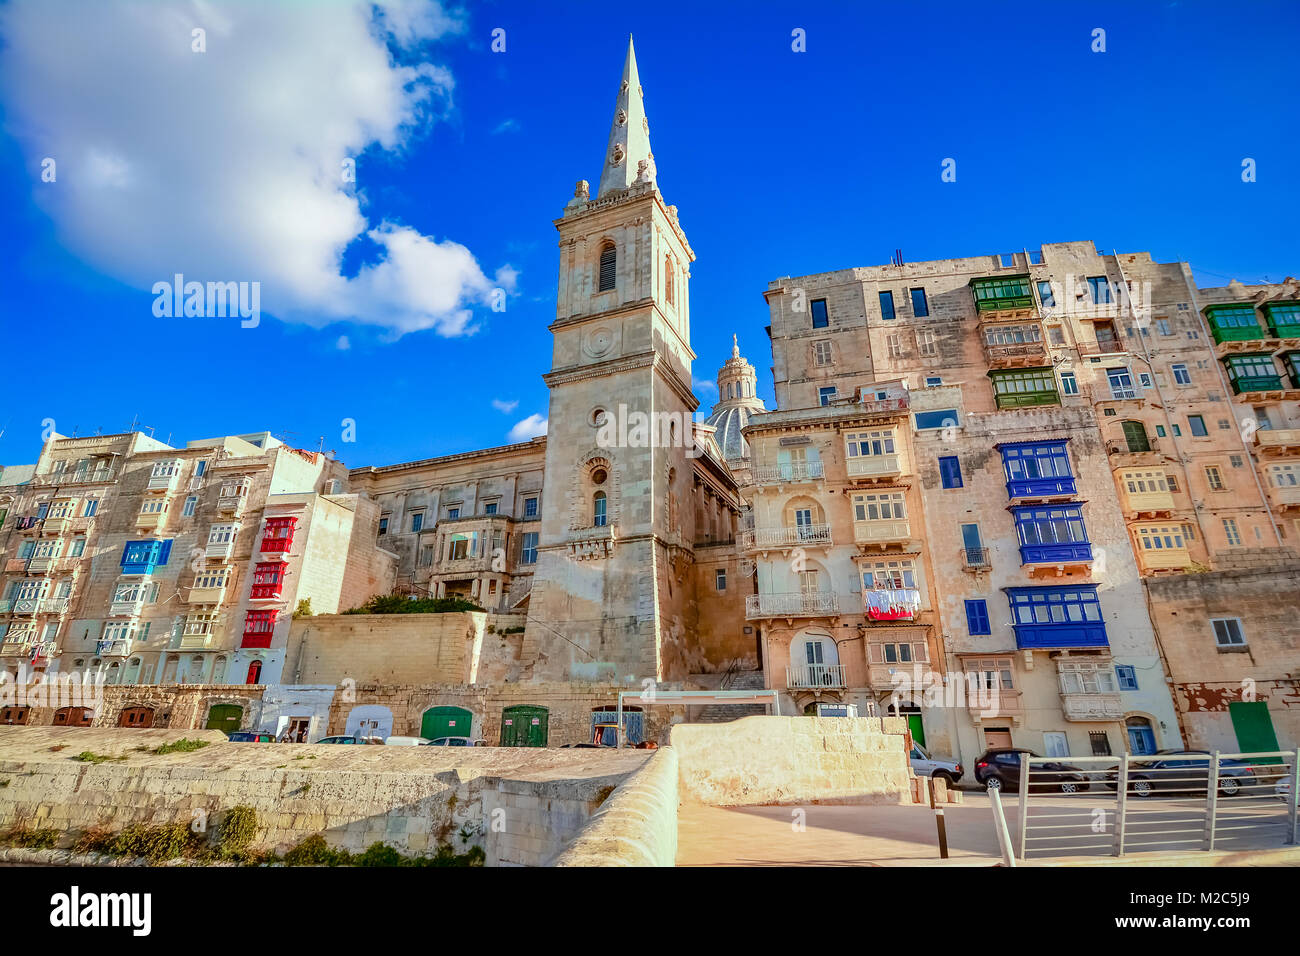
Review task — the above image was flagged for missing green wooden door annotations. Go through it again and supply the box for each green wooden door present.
[1121,420,1150,452]
[500,705,548,747]
[205,704,243,735]
[1229,701,1280,757]
[422,706,473,741]
[907,713,926,748]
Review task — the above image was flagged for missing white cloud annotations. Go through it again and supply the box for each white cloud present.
[0,0,514,336]
[507,414,547,442]
[491,398,518,414]
[336,335,351,350]
[693,377,718,397]
[491,118,520,135]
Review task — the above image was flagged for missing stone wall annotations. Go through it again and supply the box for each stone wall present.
[672,715,912,806]
[0,726,649,865]
[285,612,487,685]
[551,747,679,866]
[1146,562,1300,751]
[0,682,266,731]
[327,680,688,746]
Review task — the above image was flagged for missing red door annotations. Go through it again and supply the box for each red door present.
[246,660,262,684]
[118,707,154,728]
[53,707,94,727]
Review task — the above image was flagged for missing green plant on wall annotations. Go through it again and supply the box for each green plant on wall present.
[293,598,314,619]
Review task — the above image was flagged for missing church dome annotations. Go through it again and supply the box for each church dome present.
[703,335,766,464]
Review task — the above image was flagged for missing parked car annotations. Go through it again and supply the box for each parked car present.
[315,735,376,745]
[973,748,1088,793]
[227,731,276,743]
[383,736,433,746]
[909,744,962,786]
[1276,777,1292,801]
[425,736,486,747]
[1105,750,1259,798]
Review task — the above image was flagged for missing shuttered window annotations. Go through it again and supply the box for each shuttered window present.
[598,245,616,291]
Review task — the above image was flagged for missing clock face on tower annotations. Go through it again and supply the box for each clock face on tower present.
[585,326,614,358]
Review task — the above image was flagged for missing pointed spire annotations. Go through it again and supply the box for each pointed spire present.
[596,35,655,198]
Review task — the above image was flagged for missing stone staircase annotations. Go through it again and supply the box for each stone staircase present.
[695,669,769,724]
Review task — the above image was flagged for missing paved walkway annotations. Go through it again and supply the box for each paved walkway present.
[676,791,1295,866]
[676,795,1004,866]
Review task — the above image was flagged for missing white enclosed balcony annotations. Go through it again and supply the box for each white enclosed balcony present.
[146,460,182,492]
[845,454,902,480]
[1061,693,1124,721]
[852,517,911,546]
[745,591,844,619]
[206,524,239,561]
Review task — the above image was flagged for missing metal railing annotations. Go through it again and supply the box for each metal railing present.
[786,663,846,689]
[752,460,825,484]
[1007,751,1299,860]
[745,591,844,619]
[739,524,831,550]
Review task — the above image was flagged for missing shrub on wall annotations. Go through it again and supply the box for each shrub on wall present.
[342,595,482,615]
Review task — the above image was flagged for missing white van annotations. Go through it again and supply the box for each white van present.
[383,735,432,746]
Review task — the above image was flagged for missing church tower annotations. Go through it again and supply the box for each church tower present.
[521,37,699,683]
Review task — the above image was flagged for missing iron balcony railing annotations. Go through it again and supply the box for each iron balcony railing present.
[739,524,832,550]
[745,591,844,619]
[961,546,992,569]
[786,663,847,689]
[752,460,825,485]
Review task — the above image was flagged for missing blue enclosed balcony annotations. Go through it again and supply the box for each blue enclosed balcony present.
[120,539,173,576]
[1006,586,1108,650]
[999,440,1077,499]
[1013,504,1092,567]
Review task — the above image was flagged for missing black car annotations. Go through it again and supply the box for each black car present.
[974,748,1089,793]
[227,731,276,743]
[1106,750,1259,798]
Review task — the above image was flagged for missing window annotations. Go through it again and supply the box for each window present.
[910,288,929,317]
[1115,665,1139,691]
[1013,504,1090,547]
[1037,280,1055,308]
[242,610,277,647]
[1000,441,1074,492]
[852,491,907,522]
[1059,371,1078,395]
[69,538,85,558]
[192,569,228,591]
[878,291,895,320]
[250,562,287,599]
[447,532,477,560]
[195,461,207,477]
[261,517,296,553]
[418,545,434,567]
[989,368,1060,407]
[1007,587,1103,626]
[965,599,990,635]
[182,496,197,517]
[83,499,98,517]
[139,499,167,516]
[447,507,460,520]
[592,491,607,527]
[1188,415,1208,437]
[887,333,903,358]
[715,569,726,591]
[861,558,917,590]
[982,323,1041,346]
[813,340,832,366]
[939,456,963,489]
[521,532,538,564]
[1229,454,1243,469]
[1087,276,1111,304]
[484,502,498,515]
[1139,373,1153,388]
[1134,523,1186,555]
[120,539,172,573]
[378,515,389,536]
[1222,517,1241,546]
[924,375,942,387]
[1224,353,1280,391]
[915,409,960,431]
[818,386,836,407]
[1059,661,1117,695]
[810,298,829,329]
[1211,618,1246,648]
[410,512,424,533]
[1107,368,1137,400]
[1205,466,1224,491]
[524,497,538,518]
[598,244,616,292]
[917,330,937,357]
[664,254,674,306]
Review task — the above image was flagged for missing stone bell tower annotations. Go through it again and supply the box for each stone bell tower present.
[520,36,699,684]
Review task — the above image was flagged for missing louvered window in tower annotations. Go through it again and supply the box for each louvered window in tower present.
[598,244,617,292]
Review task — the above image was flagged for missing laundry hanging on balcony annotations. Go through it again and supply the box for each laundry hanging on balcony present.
[864,588,921,621]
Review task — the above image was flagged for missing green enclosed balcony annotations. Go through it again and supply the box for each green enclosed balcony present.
[1203,304,1264,346]
[971,274,1036,315]
[1263,301,1300,340]
[1224,353,1285,395]
[989,367,1061,409]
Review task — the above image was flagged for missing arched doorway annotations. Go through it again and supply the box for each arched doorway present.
[245,659,262,684]
[789,629,840,688]
[205,704,243,735]
[53,706,94,727]
[888,700,926,748]
[1125,716,1157,755]
[500,705,548,747]
[421,705,474,741]
[118,706,154,728]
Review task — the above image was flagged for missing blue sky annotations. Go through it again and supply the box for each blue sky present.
[0,0,1297,469]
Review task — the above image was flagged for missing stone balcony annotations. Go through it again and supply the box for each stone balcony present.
[967,688,1023,720]
[739,524,832,552]
[745,591,845,620]
[853,517,911,547]
[136,511,166,532]
[785,663,847,689]
[752,460,825,486]
[1255,428,1300,455]
[1061,692,1124,721]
